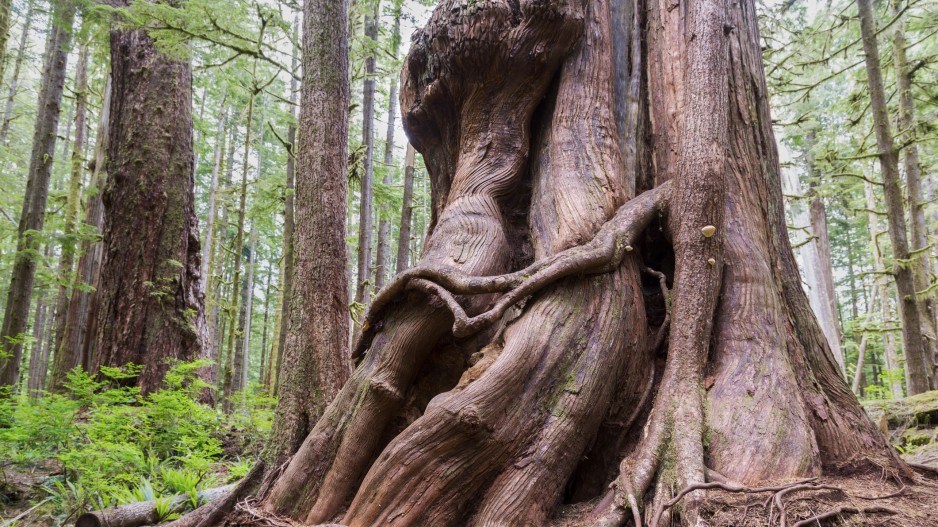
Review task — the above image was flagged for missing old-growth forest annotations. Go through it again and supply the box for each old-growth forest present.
[0,0,936,525]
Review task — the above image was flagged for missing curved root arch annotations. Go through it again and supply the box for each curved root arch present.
[236,0,914,526]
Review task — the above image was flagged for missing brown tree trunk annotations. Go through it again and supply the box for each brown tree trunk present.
[51,79,111,391]
[857,0,933,394]
[0,0,12,83]
[89,13,207,393]
[179,1,911,526]
[0,0,35,143]
[805,138,845,373]
[353,1,379,307]
[232,224,257,395]
[262,0,352,470]
[892,0,937,383]
[0,0,77,390]
[394,144,415,274]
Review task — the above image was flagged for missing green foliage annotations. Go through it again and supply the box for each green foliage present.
[0,362,272,522]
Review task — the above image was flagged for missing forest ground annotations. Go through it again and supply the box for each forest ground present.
[3,391,936,526]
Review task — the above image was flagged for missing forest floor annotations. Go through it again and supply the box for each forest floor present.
[2,392,937,526]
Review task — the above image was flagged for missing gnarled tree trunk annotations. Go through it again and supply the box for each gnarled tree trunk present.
[180,1,911,526]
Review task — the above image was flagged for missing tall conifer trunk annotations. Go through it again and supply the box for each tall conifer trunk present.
[857,0,934,393]
[89,9,207,393]
[0,0,77,390]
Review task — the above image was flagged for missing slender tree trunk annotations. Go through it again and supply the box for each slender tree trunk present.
[0,0,77,390]
[233,224,257,396]
[26,289,48,396]
[90,11,207,393]
[222,72,257,413]
[857,0,933,394]
[395,144,415,274]
[0,0,13,86]
[354,0,379,307]
[211,125,239,375]
[258,261,272,388]
[0,0,34,143]
[892,0,937,380]
[805,143,845,373]
[865,180,904,398]
[375,0,403,291]
[51,79,111,390]
[201,102,228,291]
[262,0,351,470]
[49,35,88,377]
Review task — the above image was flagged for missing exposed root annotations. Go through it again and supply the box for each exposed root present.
[652,478,816,527]
[640,477,908,527]
[354,181,670,356]
[909,462,938,476]
[789,506,899,527]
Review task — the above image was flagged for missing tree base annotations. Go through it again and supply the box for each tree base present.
[216,472,938,527]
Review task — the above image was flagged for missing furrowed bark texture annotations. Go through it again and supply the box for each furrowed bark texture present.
[262,0,352,470]
[90,20,207,393]
[211,0,911,525]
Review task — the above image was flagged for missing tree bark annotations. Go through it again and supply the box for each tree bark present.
[892,0,937,380]
[0,0,34,143]
[177,1,911,526]
[262,0,351,470]
[89,11,207,393]
[353,0,379,307]
[0,0,13,84]
[233,224,257,395]
[258,261,272,387]
[857,0,934,394]
[394,143,415,274]
[0,0,77,391]
[805,141,845,373]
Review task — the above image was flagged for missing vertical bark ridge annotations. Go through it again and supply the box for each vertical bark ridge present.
[262,1,585,522]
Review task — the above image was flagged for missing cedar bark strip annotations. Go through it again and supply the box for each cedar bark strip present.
[90,15,207,393]
[180,0,911,526]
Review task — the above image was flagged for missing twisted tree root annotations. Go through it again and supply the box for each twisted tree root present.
[790,506,898,527]
[651,478,817,527]
[353,181,670,357]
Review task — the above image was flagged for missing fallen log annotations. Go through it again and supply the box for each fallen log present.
[75,484,236,527]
